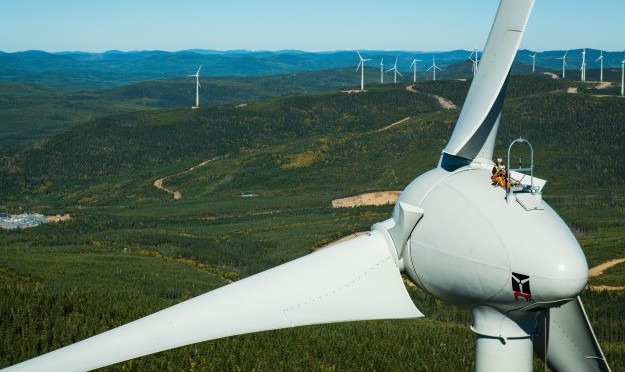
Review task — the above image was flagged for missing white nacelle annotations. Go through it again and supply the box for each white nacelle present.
[395,165,588,312]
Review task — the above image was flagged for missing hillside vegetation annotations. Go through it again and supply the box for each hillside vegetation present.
[1,73,624,370]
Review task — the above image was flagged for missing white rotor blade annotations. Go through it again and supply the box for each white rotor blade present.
[534,297,610,371]
[396,70,403,76]
[5,231,422,372]
[442,0,534,161]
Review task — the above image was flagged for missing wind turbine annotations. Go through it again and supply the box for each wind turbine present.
[469,47,479,76]
[409,58,421,82]
[380,58,384,84]
[621,58,625,97]
[595,50,604,82]
[189,65,202,109]
[356,51,371,91]
[580,49,587,82]
[530,52,537,72]
[557,51,568,79]
[385,57,402,84]
[426,56,442,81]
[5,1,611,371]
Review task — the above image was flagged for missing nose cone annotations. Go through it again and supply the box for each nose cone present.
[527,233,588,303]
[506,204,589,305]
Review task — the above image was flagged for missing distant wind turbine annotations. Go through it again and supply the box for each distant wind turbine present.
[580,49,586,82]
[188,65,202,109]
[356,51,371,91]
[621,58,625,97]
[531,52,537,72]
[468,48,479,76]
[557,51,568,79]
[409,58,421,83]
[595,50,604,82]
[385,57,402,84]
[427,56,442,81]
[380,58,384,84]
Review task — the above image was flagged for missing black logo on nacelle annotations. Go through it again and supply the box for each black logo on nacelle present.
[511,272,533,302]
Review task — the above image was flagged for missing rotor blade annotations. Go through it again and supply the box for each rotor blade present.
[534,297,610,372]
[385,67,394,73]
[396,70,403,76]
[5,231,422,372]
[356,61,362,71]
[442,0,534,161]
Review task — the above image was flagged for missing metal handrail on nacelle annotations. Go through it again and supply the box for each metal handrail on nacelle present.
[506,137,535,195]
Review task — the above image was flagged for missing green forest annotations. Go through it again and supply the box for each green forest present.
[1,70,624,370]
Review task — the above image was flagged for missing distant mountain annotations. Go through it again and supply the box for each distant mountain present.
[0,48,623,91]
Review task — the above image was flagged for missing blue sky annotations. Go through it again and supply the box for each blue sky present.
[1,0,624,53]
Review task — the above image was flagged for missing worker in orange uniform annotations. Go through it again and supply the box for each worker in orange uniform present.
[491,158,508,189]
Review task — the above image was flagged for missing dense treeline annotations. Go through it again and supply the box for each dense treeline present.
[1,86,438,204]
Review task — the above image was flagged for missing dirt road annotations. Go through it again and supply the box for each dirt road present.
[406,85,457,110]
[153,157,221,200]
[588,258,625,291]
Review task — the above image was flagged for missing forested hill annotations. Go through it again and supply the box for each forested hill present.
[2,74,625,209]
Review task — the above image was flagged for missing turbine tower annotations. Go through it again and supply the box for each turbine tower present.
[557,51,568,79]
[356,51,371,91]
[385,57,402,84]
[531,52,537,72]
[380,58,384,84]
[409,58,421,82]
[580,49,586,82]
[188,65,202,109]
[427,56,442,81]
[595,50,604,82]
[469,47,479,76]
[4,2,612,372]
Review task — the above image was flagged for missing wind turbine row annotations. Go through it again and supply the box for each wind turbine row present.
[356,52,445,89]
